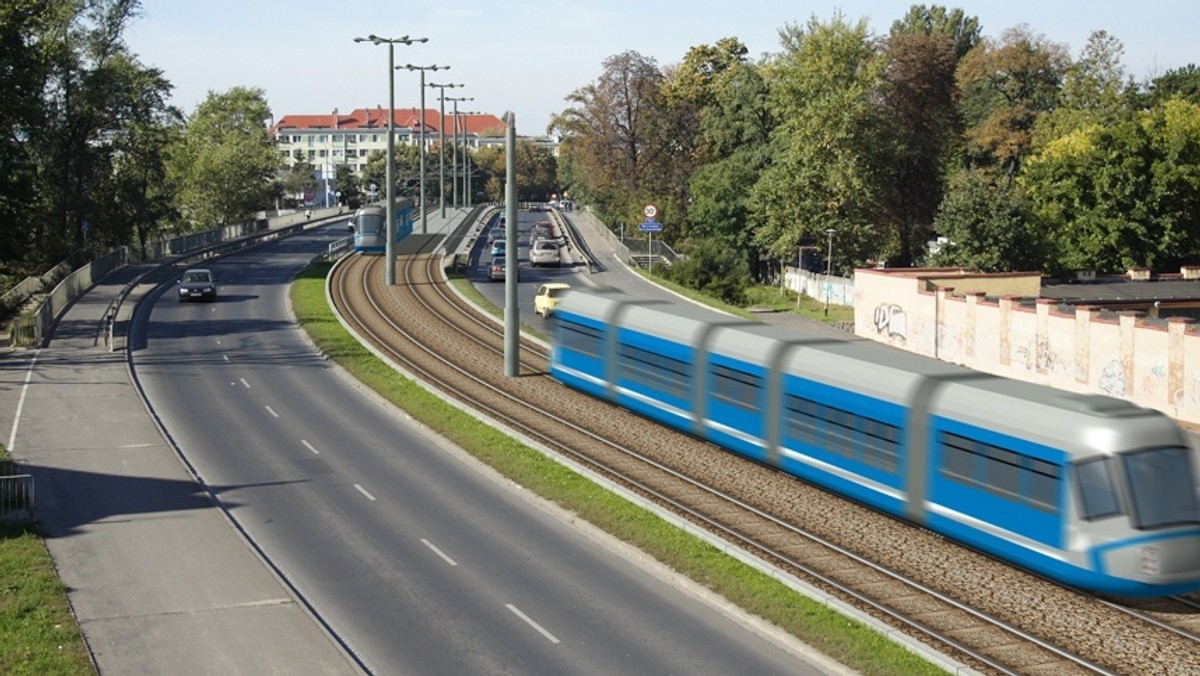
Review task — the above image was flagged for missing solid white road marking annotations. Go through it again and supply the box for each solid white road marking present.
[301,439,320,455]
[354,484,376,501]
[265,406,279,418]
[421,539,458,566]
[7,350,39,452]
[506,604,560,644]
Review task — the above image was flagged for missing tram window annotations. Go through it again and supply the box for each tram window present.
[1075,457,1121,520]
[561,322,603,359]
[711,364,760,411]
[617,344,691,399]
[784,394,899,471]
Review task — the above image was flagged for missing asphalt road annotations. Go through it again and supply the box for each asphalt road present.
[128,221,837,674]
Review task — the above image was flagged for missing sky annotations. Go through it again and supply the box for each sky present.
[124,1,1197,135]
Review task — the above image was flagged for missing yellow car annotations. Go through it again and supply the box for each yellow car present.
[534,282,571,317]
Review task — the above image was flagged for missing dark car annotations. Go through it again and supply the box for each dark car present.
[178,268,217,302]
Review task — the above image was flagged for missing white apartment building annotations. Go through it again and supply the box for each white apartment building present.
[270,108,507,174]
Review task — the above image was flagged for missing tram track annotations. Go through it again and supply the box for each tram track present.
[327,250,1200,675]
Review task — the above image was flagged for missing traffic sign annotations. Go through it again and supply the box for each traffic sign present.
[644,204,657,219]
[638,221,662,232]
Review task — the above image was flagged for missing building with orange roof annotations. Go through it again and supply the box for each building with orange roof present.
[270,107,508,174]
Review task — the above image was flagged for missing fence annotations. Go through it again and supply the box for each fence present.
[784,265,855,307]
[0,460,34,521]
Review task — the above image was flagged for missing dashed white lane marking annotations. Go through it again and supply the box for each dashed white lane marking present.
[223,354,230,362]
[265,406,279,418]
[239,378,250,388]
[300,439,320,455]
[354,484,376,501]
[506,604,560,644]
[421,539,458,566]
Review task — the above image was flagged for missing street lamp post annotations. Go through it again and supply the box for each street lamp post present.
[427,82,463,219]
[824,227,836,316]
[354,34,427,285]
[402,64,448,234]
[446,97,474,208]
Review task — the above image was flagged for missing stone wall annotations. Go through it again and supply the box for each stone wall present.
[854,268,1200,425]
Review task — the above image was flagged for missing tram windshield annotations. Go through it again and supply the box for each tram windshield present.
[355,211,385,235]
[1122,447,1200,529]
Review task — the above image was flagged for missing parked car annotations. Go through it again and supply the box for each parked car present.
[529,239,562,267]
[534,282,571,317]
[177,268,217,302]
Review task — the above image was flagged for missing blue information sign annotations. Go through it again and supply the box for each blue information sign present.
[638,220,662,232]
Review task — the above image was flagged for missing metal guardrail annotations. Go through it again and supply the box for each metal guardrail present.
[102,216,334,351]
[0,460,34,521]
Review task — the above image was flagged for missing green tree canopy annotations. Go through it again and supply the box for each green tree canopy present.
[169,87,278,228]
[929,169,1045,271]
[748,13,885,275]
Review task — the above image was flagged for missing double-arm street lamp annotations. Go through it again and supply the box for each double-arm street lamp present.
[353,34,427,285]
[427,82,463,218]
[402,64,448,233]
[446,97,474,208]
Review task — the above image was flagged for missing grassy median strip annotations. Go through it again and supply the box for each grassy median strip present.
[0,446,93,676]
[293,261,944,676]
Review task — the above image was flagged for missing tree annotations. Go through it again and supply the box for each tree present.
[1,0,181,269]
[686,60,774,257]
[550,50,664,225]
[0,0,60,271]
[335,163,363,208]
[928,169,1045,271]
[956,25,1070,181]
[874,29,960,266]
[1143,64,1200,107]
[362,144,424,200]
[890,4,981,60]
[168,87,278,228]
[280,156,317,205]
[1022,98,1200,274]
[663,238,752,305]
[748,13,885,275]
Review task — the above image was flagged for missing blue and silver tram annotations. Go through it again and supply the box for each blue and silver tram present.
[549,288,1200,597]
[351,198,415,253]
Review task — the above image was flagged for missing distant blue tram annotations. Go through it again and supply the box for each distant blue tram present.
[351,199,415,253]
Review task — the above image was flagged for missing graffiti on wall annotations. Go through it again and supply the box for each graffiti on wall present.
[1099,359,1127,398]
[873,303,908,342]
[1016,336,1060,373]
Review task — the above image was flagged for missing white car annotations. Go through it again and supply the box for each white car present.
[529,239,561,267]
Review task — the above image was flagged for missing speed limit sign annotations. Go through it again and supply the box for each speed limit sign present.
[644,204,657,219]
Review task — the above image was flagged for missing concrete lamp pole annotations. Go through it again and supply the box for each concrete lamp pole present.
[824,227,836,316]
[446,97,474,208]
[427,82,463,219]
[402,64,448,234]
[354,34,427,285]
[503,111,519,377]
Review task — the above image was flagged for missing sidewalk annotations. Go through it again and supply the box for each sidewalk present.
[1,219,360,674]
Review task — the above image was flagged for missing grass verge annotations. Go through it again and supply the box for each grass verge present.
[293,261,944,675]
[0,446,93,675]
